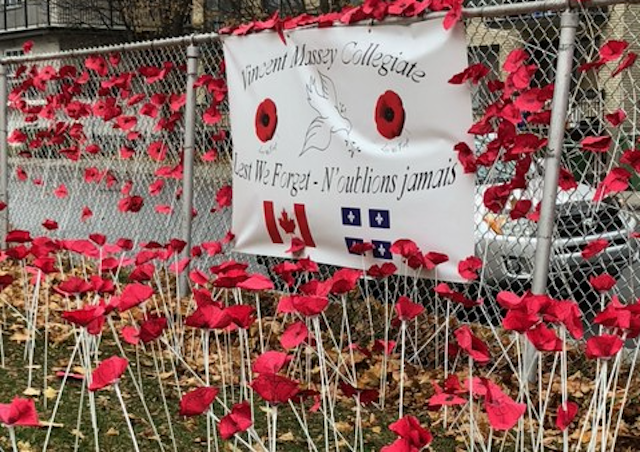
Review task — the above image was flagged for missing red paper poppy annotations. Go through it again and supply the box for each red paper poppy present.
[375,90,405,139]
[395,296,424,322]
[599,40,628,62]
[185,305,232,330]
[585,334,623,359]
[589,273,617,292]
[543,300,584,340]
[179,386,218,416]
[255,99,277,143]
[330,268,362,294]
[201,241,223,257]
[502,310,539,334]
[367,262,397,279]
[121,326,140,345]
[118,283,154,312]
[89,356,128,391]
[454,325,491,364]
[581,238,609,259]
[434,283,482,308]
[237,274,274,291]
[526,323,562,352]
[277,295,328,317]
[226,305,255,329]
[448,63,490,85]
[252,351,291,375]
[593,167,631,202]
[458,256,483,280]
[139,315,167,343]
[251,373,299,405]
[556,401,579,431]
[219,401,253,440]
[484,382,526,431]
[612,52,637,77]
[281,321,308,349]
[0,397,39,427]
[454,142,477,174]
[581,135,612,153]
[388,415,433,449]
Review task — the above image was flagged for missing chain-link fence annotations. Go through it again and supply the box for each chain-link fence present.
[2,0,640,330]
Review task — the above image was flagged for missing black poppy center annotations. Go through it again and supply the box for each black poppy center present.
[383,107,395,122]
[261,112,271,127]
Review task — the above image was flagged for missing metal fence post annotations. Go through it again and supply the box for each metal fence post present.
[525,9,579,380]
[0,63,8,248]
[179,42,200,295]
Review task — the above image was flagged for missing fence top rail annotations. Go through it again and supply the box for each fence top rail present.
[0,0,636,66]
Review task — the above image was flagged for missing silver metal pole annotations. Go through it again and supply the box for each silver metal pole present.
[179,43,200,295]
[0,64,8,247]
[526,9,579,380]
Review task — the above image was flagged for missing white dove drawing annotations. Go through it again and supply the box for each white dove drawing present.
[300,71,352,156]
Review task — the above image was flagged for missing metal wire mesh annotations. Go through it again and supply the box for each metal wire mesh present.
[4,2,640,335]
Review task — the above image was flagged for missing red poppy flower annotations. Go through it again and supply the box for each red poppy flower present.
[367,262,397,279]
[502,310,539,333]
[612,52,637,77]
[226,305,255,329]
[458,256,482,280]
[179,387,218,416]
[585,334,623,359]
[556,401,579,431]
[434,283,481,308]
[89,356,128,391]
[373,339,396,355]
[6,230,31,243]
[454,142,477,174]
[581,239,609,259]
[605,109,627,127]
[139,315,167,343]
[339,382,378,405]
[395,296,424,322]
[219,401,253,440]
[251,373,299,404]
[448,63,490,85]
[252,351,291,375]
[593,167,631,202]
[543,300,584,340]
[581,135,611,153]
[255,99,277,142]
[484,382,526,431]
[526,323,562,352]
[388,415,433,449]
[599,40,628,62]
[118,283,154,312]
[280,321,308,350]
[454,325,491,364]
[118,195,144,213]
[62,305,106,335]
[0,397,39,427]
[186,305,232,330]
[121,326,140,345]
[237,274,274,291]
[277,295,328,317]
[589,273,617,292]
[375,90,405,139]
[329,268,362,294]
[56,276,93,296]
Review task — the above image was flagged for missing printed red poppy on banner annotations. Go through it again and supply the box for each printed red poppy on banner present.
[375,90,405,139]
[88,356,128,391]
[255,99,278,142]
[0,397,39,427]
[179,387,218,416]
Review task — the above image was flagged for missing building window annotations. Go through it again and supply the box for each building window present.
[3,0,23,7]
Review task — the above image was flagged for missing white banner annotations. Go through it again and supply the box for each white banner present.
[223,20,475,282]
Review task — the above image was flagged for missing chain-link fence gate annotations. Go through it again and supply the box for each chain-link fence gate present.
[1,0,639,336]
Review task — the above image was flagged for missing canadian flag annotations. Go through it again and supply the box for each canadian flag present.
[262,201,316,247]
